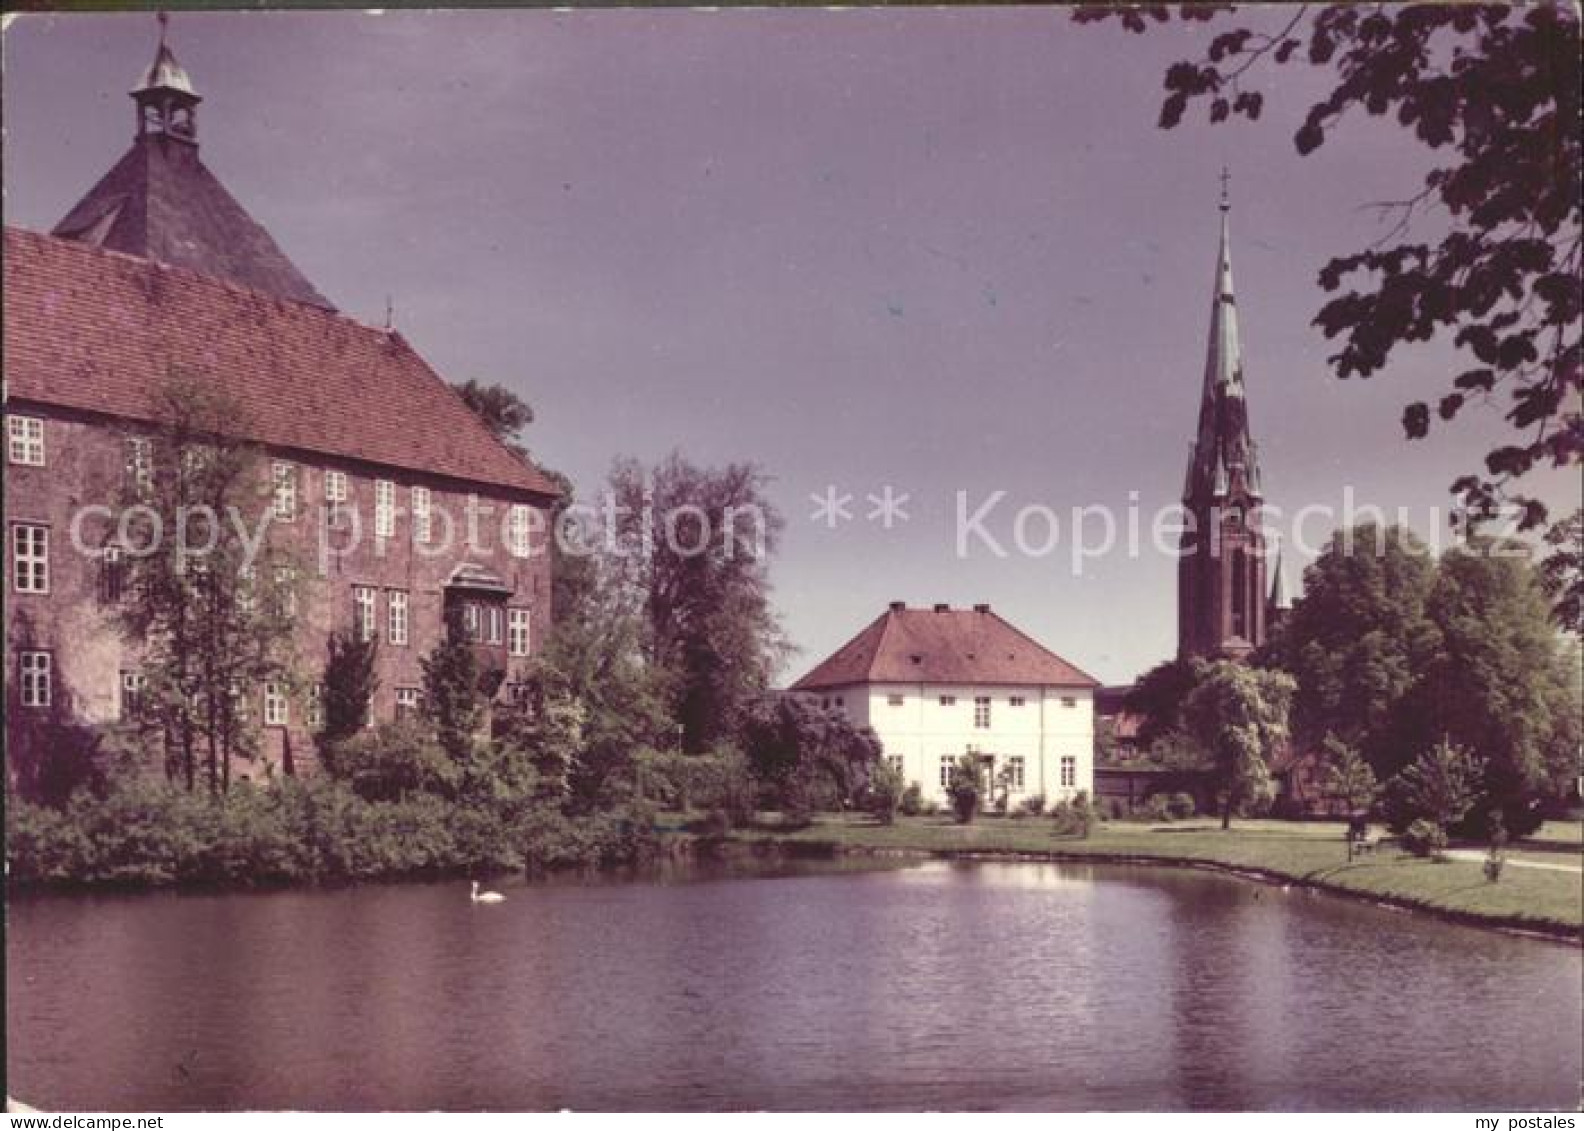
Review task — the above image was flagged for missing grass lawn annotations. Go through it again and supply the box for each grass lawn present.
[738,814,1583,937]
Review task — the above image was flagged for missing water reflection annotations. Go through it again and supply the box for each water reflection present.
[7,860,1579,1111]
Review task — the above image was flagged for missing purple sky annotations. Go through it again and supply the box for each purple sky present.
[5,9,1575,684]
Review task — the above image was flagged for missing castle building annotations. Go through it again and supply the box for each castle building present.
[792,602,1099,808]
[1177,181,1285,660]
[4,28,559,787]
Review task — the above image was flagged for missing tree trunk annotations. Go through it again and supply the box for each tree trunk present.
[1221,790,1232,830]
[182,715,196,793]
[206,704,220,797]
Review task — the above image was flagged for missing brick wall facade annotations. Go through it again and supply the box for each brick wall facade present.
[5,401,553,785]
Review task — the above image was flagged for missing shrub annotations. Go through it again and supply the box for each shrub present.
[1385,740,1482,834]
[320,630,379,752]
[1142,794,1174,823]
[691,809,733,838]
[1106,797,1127,821]
[5,796,92,882]
[946,754,981,824]
[1400,819,1448,859]
[865,761,905,825]
[1167,792,1196,820]
[1052,791,1096,838]
[1020,793,1047,817]
[638,747,755,821]
[321,718,459,802]
[899,782,926,817]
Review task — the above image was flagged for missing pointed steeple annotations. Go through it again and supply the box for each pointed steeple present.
[1184,170,1261,503]
[1177,170,1271,661]
[1269,551,1292,611]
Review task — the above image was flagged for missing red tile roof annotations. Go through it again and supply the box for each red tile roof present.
[792,604,1099,691]
[3,227,558,498]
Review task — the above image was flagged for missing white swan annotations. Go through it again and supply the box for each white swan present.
[470,880,506,904]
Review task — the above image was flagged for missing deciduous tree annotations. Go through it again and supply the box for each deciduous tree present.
[1269,524,1441,779]
[739,694,882,821]
[607,454,789,751]
[1182,661,1294,829]
[320,629,379,753]
[116,372,300,795]
[1318,734,1380,815]
[1076,4,1581,535]
[1411,538,1581,834]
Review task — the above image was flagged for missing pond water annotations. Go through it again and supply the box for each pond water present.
[7,858,1580,1111]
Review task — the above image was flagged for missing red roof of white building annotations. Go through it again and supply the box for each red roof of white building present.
[3,227,558,498]
[793,603,1100,691]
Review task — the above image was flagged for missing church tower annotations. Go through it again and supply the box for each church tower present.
[1178,175,1268,660]
[50,16,333,310]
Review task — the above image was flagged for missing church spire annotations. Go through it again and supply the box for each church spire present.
[1184,169,1260,504]
[132,13,201,145]
[1176,171,1270,660]
[1268,550,1292,612]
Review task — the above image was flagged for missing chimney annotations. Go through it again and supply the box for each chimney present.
[888,600,906,613]
[973,603,991,614]
[933,603,949,613]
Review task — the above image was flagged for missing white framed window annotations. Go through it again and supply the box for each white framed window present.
[508,504,532,558]
[834,696,846,714]
[1061,696,1078,709]
[1006,756,1026,791]
[125,437,152,493]
[411,486,432,545]
[939,756,956,790]
[306,684,325,730]
[508,607,531,657]
[20,652,52,707]
[353,585,377,642]
[272,461,298,521]
[7,415,44,466]
[485,605,503,645]
[120,670,147,720]
[938,695,956,707]
[325,470,349,528]
[395,687,421,718]
[973,695,991,729]
[388,589,409,647]
[12,524,48,594]
[1061,756,1077,789]
[885,754,905,776]
[462,603,481,642]
[887,694,905,707]
[264,682,289,727]
[1009,696,1027,708]
[375,479,396,538]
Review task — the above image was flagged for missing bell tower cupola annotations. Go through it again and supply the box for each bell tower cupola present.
[132,13,201,145]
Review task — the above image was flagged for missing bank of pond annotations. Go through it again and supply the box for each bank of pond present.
[6,782,1581,941]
